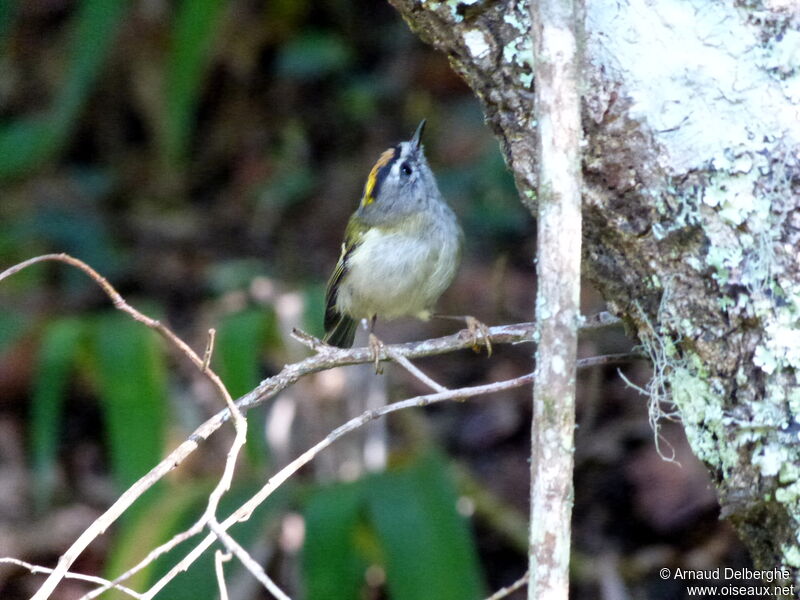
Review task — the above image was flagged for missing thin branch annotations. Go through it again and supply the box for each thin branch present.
[578,351,644,369]
[485,571,530,600]
[383,345,448,392]
[202,328,217,371]
[70,322,551,599]
[82,352,628,599]
[79,525,199,600]
[207,520,291,600]
[0,558,142,599]
[214,551,231,600]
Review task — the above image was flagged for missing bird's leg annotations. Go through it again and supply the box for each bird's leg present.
[432,314,492,356]
[362,315,384,374]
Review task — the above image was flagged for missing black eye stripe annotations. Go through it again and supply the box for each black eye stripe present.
[371,161,394,197]
[369,146,401,201]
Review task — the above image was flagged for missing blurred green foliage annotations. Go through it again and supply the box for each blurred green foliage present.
[303,451,485,600]
[163,0,228,165]
[0,1,20,43]
[104,478,290,600]
[0,0,127,178]
[215,308,279,399]
[215,307,279,466]
[30,317,85,512]
[0,0,525,596]
[276,30,353,80]
[303,479,366,599]
[28,309,168,520]
[92,312,168,498]
[365,452,485,600]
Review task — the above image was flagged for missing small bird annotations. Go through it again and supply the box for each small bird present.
[323,120,463,354]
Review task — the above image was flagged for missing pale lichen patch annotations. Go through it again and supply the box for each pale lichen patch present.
[586,0,800,174]
[463,29,490,59]
[501,10,534,87]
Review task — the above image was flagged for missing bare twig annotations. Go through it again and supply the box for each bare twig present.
[0,558,142,599]
[73,321,556,598]
[578,352,644,369]
[485,571,530,600]
[214,551,232,600]
[91,346,626,599]
[207,520,291,600]
[383,345,448,392]
[81,527,198,600]
[202,328,217,371]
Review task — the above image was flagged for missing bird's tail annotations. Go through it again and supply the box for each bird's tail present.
[323,314,357,348]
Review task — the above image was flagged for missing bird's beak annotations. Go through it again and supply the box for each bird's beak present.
[411,119,426,149]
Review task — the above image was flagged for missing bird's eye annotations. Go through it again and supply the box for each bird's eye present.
[401,162,412,177]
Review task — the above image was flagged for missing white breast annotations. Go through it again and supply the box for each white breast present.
[336,212,462,321]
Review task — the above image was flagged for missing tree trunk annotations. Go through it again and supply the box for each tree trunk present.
[389,0,800,590]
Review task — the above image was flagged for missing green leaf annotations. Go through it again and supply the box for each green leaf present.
[162,0,228,164]
[303,481,367,600]
[366,452,485,600]
[29,317,85,512]
[56,0,128,121]
[91,313,167,506]
[0,0,128,179]
[215,308,276,466]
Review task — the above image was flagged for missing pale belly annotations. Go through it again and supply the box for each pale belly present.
[336,226,461,320]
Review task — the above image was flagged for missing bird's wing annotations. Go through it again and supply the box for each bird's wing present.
[324,217,366,333]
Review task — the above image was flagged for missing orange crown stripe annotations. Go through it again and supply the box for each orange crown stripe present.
[362,147,397,206]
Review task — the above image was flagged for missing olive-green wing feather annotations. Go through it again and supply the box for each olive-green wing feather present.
[323,219,366,348]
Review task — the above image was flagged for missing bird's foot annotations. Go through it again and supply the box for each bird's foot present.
[368,333,385,374]
[463,316,492,357]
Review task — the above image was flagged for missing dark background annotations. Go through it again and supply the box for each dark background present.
[0,1,750,598]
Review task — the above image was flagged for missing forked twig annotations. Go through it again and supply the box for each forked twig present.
[214,550,232,600]
[208,520,291,600]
